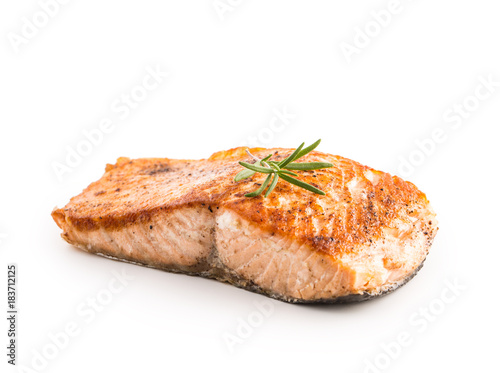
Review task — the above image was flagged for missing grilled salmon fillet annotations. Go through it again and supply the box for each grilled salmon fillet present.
[52,147,438,303]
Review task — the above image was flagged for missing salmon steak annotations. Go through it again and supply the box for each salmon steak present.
[52,146,438,303]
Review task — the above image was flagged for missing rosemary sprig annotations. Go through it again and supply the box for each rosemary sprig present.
[234,139,333,197]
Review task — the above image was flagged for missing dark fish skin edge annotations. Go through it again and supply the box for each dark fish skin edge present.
[205,260,427,304]
[278,261,425,304]
[90,248,427,304]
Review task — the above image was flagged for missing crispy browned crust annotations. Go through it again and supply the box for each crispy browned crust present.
[52,147,437,258]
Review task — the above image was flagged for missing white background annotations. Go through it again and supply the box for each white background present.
[1,1,499,372]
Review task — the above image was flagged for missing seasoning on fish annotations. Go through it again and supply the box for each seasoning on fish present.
[52,146,438,303]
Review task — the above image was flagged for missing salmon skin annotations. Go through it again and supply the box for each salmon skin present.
[52,147,438,303]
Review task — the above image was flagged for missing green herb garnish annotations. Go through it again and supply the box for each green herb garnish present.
[234,139,333,197]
